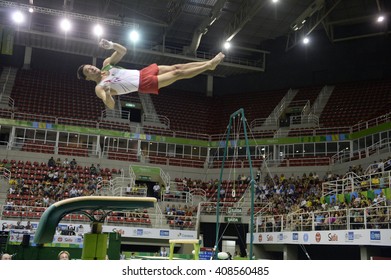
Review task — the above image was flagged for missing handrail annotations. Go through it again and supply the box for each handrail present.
[142,113,170,128]
[322,170,391,196]
[256,205,391,233]
[101,109,130,121]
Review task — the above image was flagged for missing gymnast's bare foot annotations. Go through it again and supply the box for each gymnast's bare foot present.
[209,52,225,70]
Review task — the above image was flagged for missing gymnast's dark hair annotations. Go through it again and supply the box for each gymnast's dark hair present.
[77,64,86,80]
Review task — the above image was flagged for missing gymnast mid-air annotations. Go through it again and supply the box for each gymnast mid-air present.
[77,39,225,109]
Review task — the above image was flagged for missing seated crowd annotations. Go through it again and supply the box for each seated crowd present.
[1,156,390,232]
[2,157,113,208]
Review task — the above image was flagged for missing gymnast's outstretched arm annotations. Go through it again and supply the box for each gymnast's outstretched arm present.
[100,39,127,67]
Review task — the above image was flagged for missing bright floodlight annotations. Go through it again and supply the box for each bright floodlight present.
[12,11,25,24]
[28,7,34,13]
[93,24,104,37]
[377,15,385,22]
[60,18,71,32]
[223,41,231,50]
[272,0,279,3]
[129,30,140,42]
[303,37,310,44]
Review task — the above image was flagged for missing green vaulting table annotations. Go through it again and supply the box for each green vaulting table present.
[33,196,156,260]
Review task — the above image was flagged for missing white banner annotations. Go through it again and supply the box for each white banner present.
[1,219,197,241]
[0,260,389,280]
[248,229,391,246]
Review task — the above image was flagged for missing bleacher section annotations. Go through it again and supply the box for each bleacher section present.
[319,79,391,127]
[150,88,288,135]
[213,89,287,134]
[150,89,215,134]
[11,69,103,121]
[291,86,322,105]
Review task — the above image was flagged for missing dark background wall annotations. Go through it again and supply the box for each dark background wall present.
[214,32,391,95]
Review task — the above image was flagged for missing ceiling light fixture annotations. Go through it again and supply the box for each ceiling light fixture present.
[93,24,104,37]
[60,18,71,32]
[12,10,25,24]
[377,15,385,22]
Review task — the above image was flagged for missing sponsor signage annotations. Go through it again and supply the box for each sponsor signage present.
[199,247,214,260]
[8,233,83,247]
[370,231,381,241]
[346,232,354,241]
[227,207,242,214]
[139,175,151,181]
[303,233,309,242]
[328,233,338,242]
[247,229,391,246]
[224,217,241,223]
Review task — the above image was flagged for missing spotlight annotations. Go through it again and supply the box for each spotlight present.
[12,11,25,24]
[93,24,104,37]
[223,41,231,50]
[272,0,279,3]
[129,30,140,42]
[60,18,71,32]
[377,15,385,23]
[302,37,310,44]
[28,7,34,13]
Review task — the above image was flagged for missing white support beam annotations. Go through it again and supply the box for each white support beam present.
[285,0,342,51]
[184,0,227,55]
[224,0,267,42]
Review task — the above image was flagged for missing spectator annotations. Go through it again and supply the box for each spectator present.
[77,225,84,236]
[220,187,226,199]
[42,195,50,207]
[63,158,70,168]
[69,186,78,198]
[256,167,261,183]
[153,183,161,200]
[5,199,14,210]
[70,158,77,169]
[165,184,171,194]
[125,184,132,195]
[160,247,168,257]
[48,157,56,168]
[90,164,97,175]
[58,251,71,260]
[95,164,101,175]
[25,221,32,231]
[68,225,76,236]
[14,221,24,229]
[1,253,12,260]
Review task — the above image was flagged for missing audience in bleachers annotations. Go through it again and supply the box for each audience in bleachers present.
[1,156,390,232]
[1,157,115,211]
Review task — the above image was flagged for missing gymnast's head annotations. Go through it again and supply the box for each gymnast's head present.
[77,64,101,81]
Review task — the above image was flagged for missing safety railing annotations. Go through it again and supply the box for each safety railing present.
[254,205,391,233]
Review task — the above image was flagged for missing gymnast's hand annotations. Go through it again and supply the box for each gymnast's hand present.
[99,39,114,50]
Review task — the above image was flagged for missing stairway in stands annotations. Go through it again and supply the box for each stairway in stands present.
[138,92,166,128]
[0,67,17,109]
[310,85,334,116]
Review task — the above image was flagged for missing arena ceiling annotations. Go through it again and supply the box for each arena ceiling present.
[0,0,390,76]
